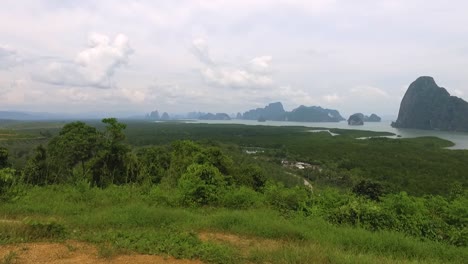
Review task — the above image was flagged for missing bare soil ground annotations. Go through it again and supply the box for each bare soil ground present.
[0,241,203,264]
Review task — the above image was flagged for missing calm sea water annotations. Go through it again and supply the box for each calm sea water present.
[185,120,468,150]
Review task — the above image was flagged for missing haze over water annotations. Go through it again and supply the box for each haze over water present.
[186,120,468,150]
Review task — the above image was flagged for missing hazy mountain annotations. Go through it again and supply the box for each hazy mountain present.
[287,105,345,122]
[199,113,231,120]
[242,102,287,121]
[241,102,345,122]
[364,114,382,122]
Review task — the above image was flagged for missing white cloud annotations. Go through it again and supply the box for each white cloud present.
[249,56,272,73]
[200,67,273,89]
[37,33,133,88]
[0,79,43,105]
[148,80,207,105]
[322,93,341,103]
[120,88,146,103]
[57,88,96,102]
[453,89,464,97]
[350,86,389,98]
[191,38,213,66]
[274,86,318,107]
[0,46,21,70]
[192,38,274,89]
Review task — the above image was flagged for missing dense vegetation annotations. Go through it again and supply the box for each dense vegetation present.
[0,119,467,263]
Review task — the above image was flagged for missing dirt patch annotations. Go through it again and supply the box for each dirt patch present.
[0,241,203,264]
[199,232,281,253]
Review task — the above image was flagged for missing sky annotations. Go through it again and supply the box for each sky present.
[1,0,468,117]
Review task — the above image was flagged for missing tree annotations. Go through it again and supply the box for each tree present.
[237,164,267,191]
[352,179,385,201]
[47,121,100,180]
[23,145,49,185]
[90,118,131,186]
[0,147,10,169]
[137,146,171,184]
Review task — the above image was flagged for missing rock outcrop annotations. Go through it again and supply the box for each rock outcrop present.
[392,76,468,131]
[287,106,345,122]
[348,113,364,126]
[364,114,381,122]
[161,112,170,120]
[242,102,345,122]
[147,110,160,120]
[199,113,231,120]
[242,102,286,121]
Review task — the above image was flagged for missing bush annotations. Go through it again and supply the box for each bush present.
[352,179,385,201]
[264,183,309,214]
[0,168,16,197]
[221,186,263,209]
[177,163,226,206]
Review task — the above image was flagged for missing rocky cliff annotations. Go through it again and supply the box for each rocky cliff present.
[242,102,345,122]
[199,113,231,120]
[288,105,345,122]
[392,76,468,131]
[242,102,286,121]
[364,114,381,122]
[348,113,364,125]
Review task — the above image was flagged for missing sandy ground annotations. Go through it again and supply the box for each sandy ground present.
[0,241,203,264]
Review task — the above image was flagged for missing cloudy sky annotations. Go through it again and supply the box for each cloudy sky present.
[1,0,468,117]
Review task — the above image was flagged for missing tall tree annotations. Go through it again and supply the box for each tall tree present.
[91,118,131,186]
[48,121,100,181]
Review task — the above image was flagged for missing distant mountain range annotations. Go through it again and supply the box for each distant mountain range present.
[240,102,345,122]
[0,111,145,121]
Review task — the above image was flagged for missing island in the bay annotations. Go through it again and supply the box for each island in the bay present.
[348,113,382,126]
[392,76,468,132]
[240,102,345,122]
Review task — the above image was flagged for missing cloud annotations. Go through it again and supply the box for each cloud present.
[350,86,389,98]
[120,87,147,103]
[453,89,464,97]
[200,67,273,89]
[192,38,274,89]
[148,80,207,105]
[275,86,317,107]
[0,79,43,105]
[0,46,21,70]
[249,56,272,73]
[322,93,341,103]
[37,33,133,88]
[191,38,213,66]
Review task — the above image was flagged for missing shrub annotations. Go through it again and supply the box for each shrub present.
[221,186,263,209]
[178,163,226,206]
[264,183,309,214]
[352,179,385,201]
[0,168,16,197]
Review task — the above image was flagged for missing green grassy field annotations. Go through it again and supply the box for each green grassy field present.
[1,185,466,264]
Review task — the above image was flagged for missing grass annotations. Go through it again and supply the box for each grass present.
[0,185,466,263]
